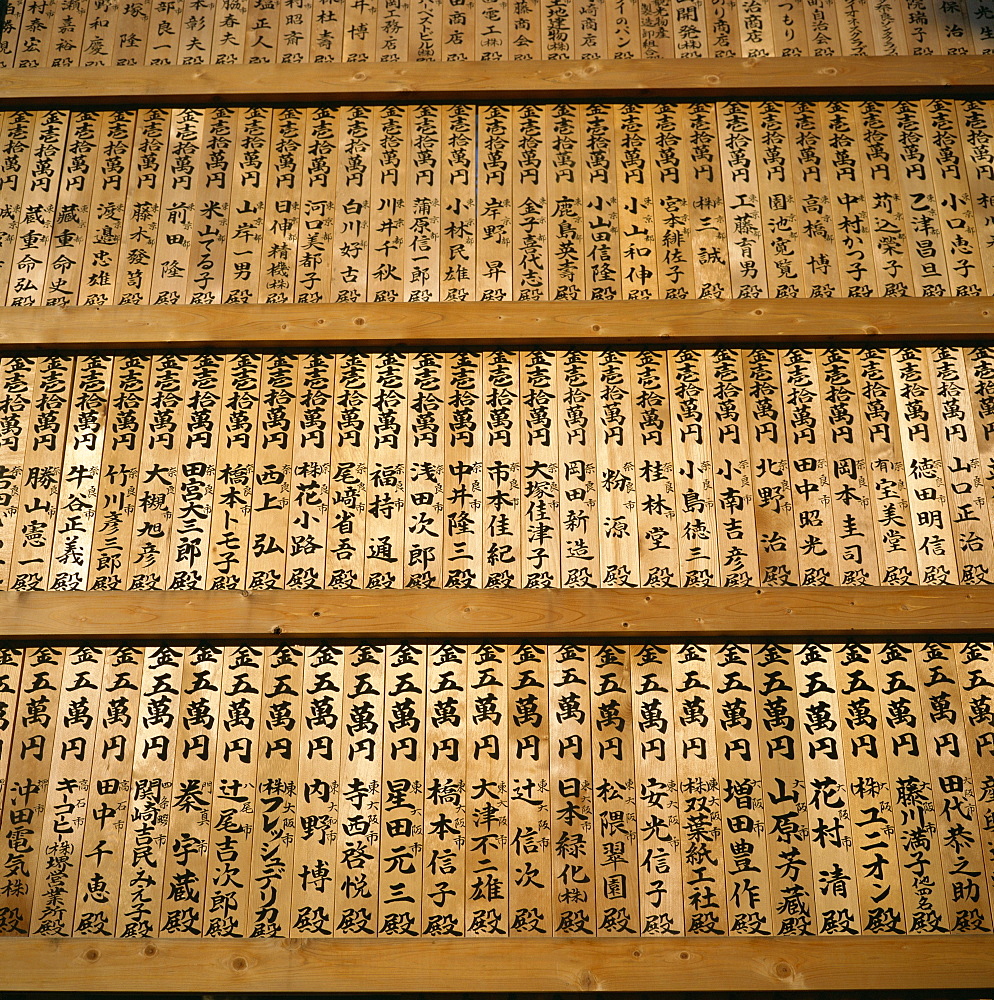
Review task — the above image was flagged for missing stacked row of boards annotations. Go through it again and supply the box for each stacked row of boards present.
[2,347,994,593]
[0,639,992,939]
[2,0,993,67]
[0,101,993,307]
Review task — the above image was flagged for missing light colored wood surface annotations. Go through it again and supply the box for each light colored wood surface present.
[2,54,993,106]
[1,585,993,639]
[0,297,991,350]
[0,934,991,989]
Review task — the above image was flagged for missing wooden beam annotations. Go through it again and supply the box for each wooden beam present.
[1,55,992,109]
[1,297,991,352]
[1,587,991,642]
[1,936,991,991]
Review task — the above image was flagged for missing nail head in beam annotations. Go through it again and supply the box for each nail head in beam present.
[0,587,990,643]
[1,55,992,109]
[1,298,992,353]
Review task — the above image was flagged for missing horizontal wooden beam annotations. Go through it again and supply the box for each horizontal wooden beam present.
[1,297,991,352]
[1,936,991,991]
[1,55,992,108]
[0,587,990,642]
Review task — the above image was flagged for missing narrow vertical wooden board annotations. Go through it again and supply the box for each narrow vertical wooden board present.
[245,352,297,590]
[7,111,70,308]
[0,113,28,302]
[333,644,386,937]
[512,104,549,303]
[464,642,511,936]
[923,99,987,298]
[125,353,189,591]
[716,100,766,300]
[816,347,882,587]
[779,347,840,586]
[706,347,761,587]
[112,643,183,937]
[285,351,333,590]
[547,642,596,936]
[630,643,683,935]
[221,107,269,305]
[112,107,170,306]
[714,641,774,935]
[889,347,959,585]
[165,352,224,590]
[953,639,994,914]
[246,642,304,936]
[421,641,467,936]
[876,639,953,932]
[327,351,369,590]
[87,354,151,591]
[956,100,994,296]
[672,643,728,935]
[365,350,408,589]
[520,350,561,587]
[46,353,113,592]
[668,348,719,587]
[754,642,819,935]
[928,346,994,587]
[793,642,863,936]
[185,106,234,305]
[0,356,37,588]
[912,640,994,933]
[853,347,920,586]
[685,103,731,300]
[556,349,600,590]
[206,352,262,590]
[7,355,75,594]
[481,349,521,588]
[78,109,135,307]
[44,110,100,309]
[505,643,552,936]
[377,643,425,937]
[289,642,345,937]
[295,106,338,305]
[852,100,915,298]
[594,349,639,589]
[157,643,223,936]
[0,646,65,936]
[439,102,475,303]
[70,645,143,936]
[403,350,444,589]
[405,104,441,303]
[820,100,878,298]
[743,349,799,588]
[441,351,483,588]
[476,105,512,304]
[205,643,264,936]
[631,349,679,588]
[33,646,106,937]
[589,643,639,935]
[834,640,909,934]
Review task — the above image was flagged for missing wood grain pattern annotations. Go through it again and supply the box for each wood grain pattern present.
[1,55,992,108]
[0,586,992,640]
[0,297,991,351]
[0,934,990,990]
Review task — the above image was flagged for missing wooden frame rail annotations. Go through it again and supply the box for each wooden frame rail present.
[1,298,991,352]
[1,936,991,991]
[2,55,992,108]
[1,587,991,642]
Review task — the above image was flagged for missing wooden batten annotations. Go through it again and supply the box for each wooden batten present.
[0,586,991,641]
[0,55,992,109]
[0,298,991,352]
[0,936,991,991]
